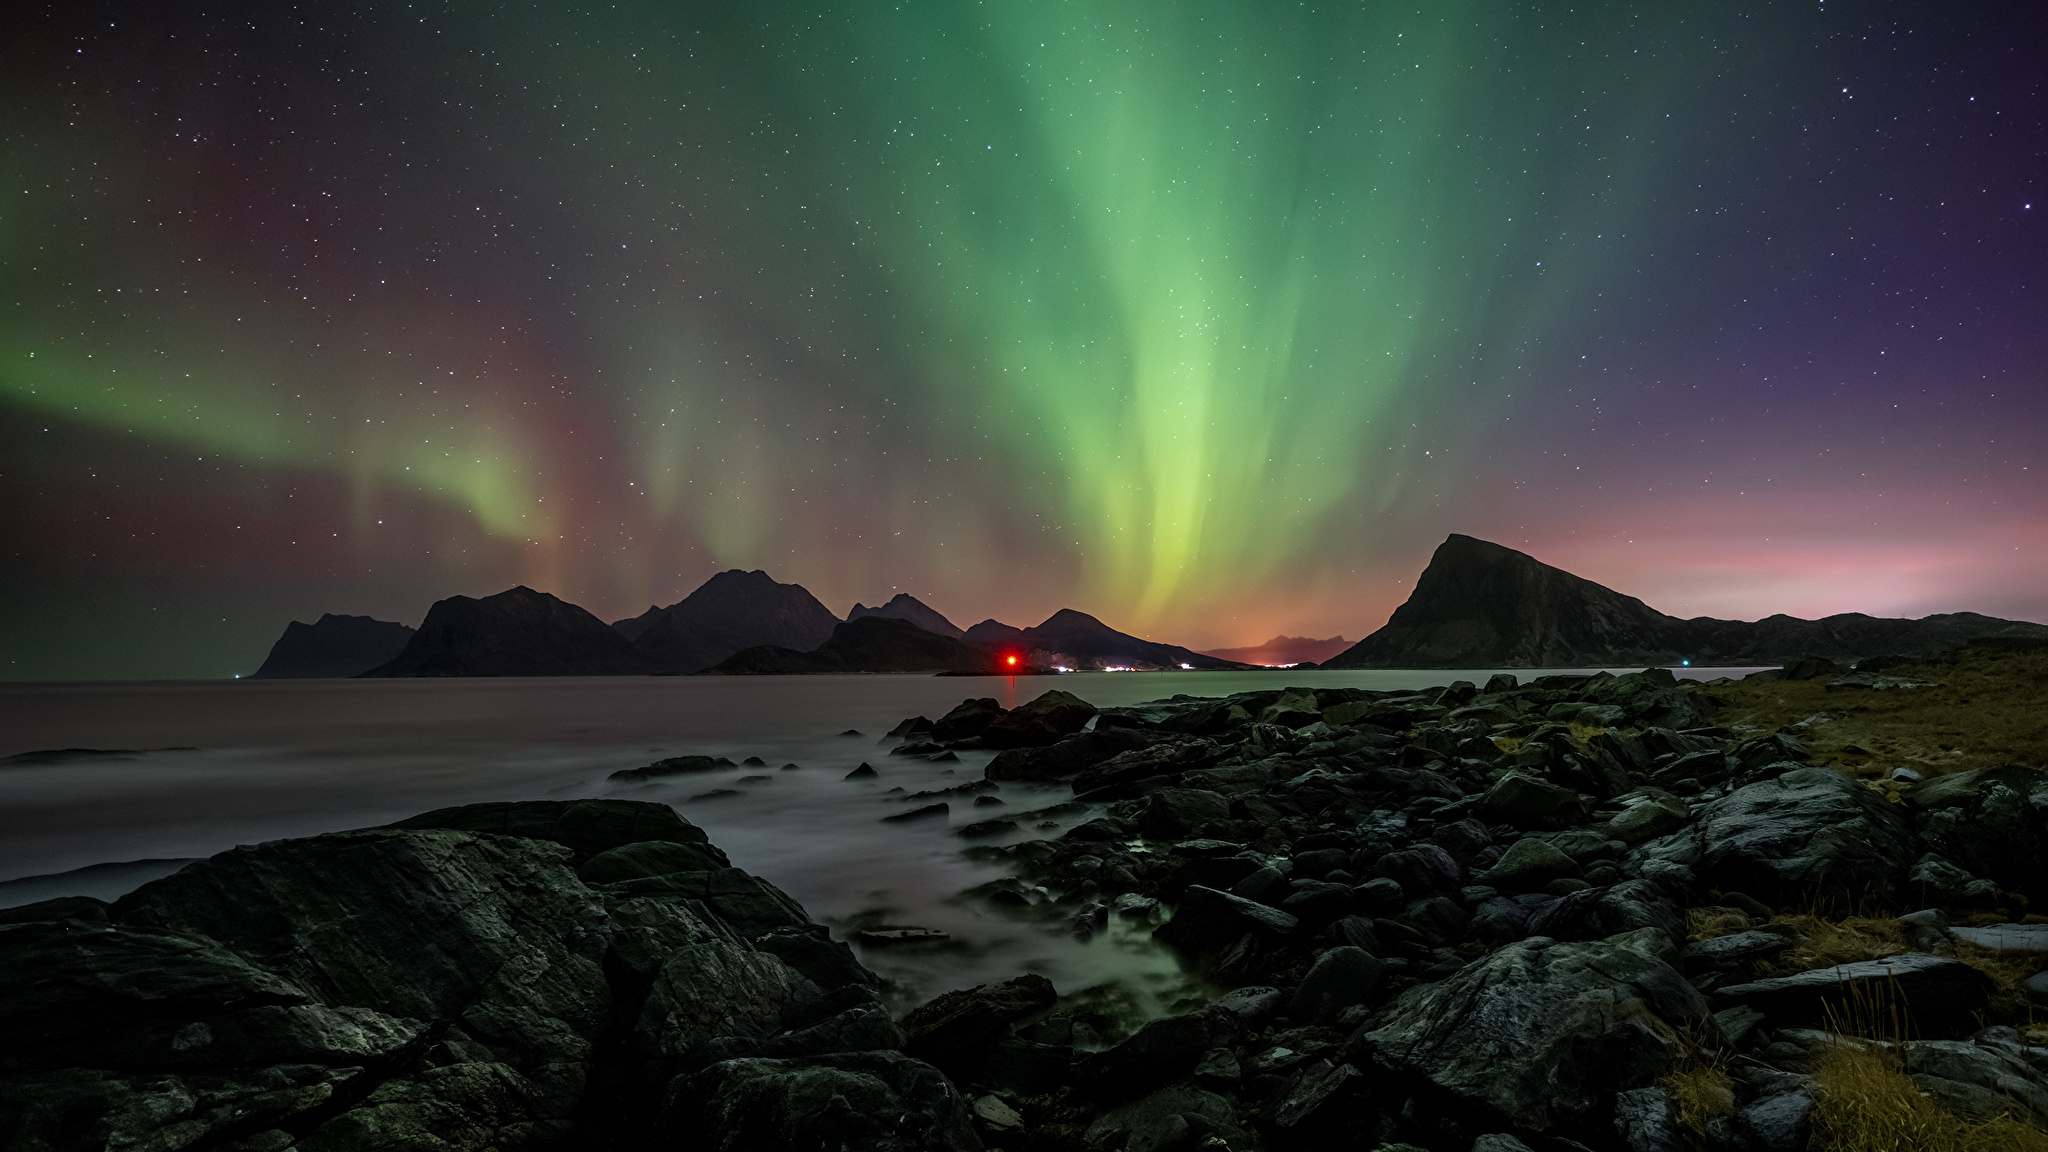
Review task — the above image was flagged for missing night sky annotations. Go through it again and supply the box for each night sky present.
[3,2,2044,680]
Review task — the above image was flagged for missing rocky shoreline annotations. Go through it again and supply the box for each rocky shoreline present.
[5,661,2047,1151]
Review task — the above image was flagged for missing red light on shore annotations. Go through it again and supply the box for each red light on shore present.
[1005,655,1019,666]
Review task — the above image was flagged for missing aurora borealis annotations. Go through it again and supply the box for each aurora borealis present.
[3,2,2044,679]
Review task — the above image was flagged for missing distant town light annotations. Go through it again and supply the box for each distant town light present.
[1180,663,1192,669]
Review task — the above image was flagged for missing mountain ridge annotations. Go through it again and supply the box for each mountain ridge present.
[1323,534,2048,668]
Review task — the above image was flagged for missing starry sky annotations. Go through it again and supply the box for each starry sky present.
[3,1,2044,679]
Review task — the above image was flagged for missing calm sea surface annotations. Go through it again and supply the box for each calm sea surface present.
[0,668,1756,1013]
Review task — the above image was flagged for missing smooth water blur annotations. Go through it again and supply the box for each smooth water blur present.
[0,667,1754,1013]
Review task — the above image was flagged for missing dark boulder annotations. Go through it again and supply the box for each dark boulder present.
[1523,880,1683,947]
[1287,946,1387,1021]
[664,1050,980,1152]
[1072,1011,1216,1099]
[1372,844,1463,898]
[984,728,1157,783]
[1069,737,1225,794]
[1910,766,2048,898]
[980,690,1099,749]
[1136,789,1231,839]
[1153,886,1298,955]
[931,698,1004,742]
[1080,1082,1246,1151]
[899,974,1057,1082]
[1353,928,1712,1132]
[1693,768,1916,910]
[1714,953,1991,1039]
[1476,772,1589,831]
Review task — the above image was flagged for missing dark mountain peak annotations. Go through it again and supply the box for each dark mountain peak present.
[963,619,1026,645]
[362,586,642,677]
[847,593,964,639]
[711,614,1000,674]
[1015,609,1249,671]
[251,613,415,679]
[1324,535,1689,669]
[633,568,842,662]
[1031,608,1115,636]
[1326,534,2048,668]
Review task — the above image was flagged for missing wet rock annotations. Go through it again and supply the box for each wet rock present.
[607,756,740,783]
[1153,885,1299,955]
[1136,788,1231,839]
[971,1093,1023,1135]
[1902,1037,2048,1122]
[1907,853,2003,909]
[1271,1057,1364,1133]
[1062,817,1133,844]
[981,690,1098,749]
[664,1050,979,1152]
[1194,1046,1240,1087]
[1080,1082,1245,1152]
[1073,1011,1216,1098]
[1354,928,1712,1132]
[578,839,732,882]
[1288,946,1386,1021]
[1523,880,1683,947]
[1911,766,2048,897]
[1470,897,1533,945]
[1680,926,1799,977]
[1281,880,1356,924]
[885,716,934,739]
[1477,772,1589,831]
[1613,1086,1680,1152]
[844,763,879,780]
[931,698,1005,742]
[1693,767,1916,910]
[1474,838,1581,893]
[387,798,715,864]
[900,974,1057,1082]
[1714,953,1991,1039]
[879,803,949,824]
[1603,789,1692,846]
[1355,876,1406,912]
[984,727,1159,783]
[1736,1092,1812,1150]
[1072,738,1229,795]
[1949,923,2048,951]
[595,867,811,939]
[1372,844,1464,898]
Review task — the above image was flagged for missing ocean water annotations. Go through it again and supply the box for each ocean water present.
[0,667,1755,1014]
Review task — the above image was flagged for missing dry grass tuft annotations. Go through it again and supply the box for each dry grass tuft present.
[1953,940,2048,1024]
[1701,643,2048,777]
[1808,1034,2048,1151]
[1685,906,1753,941]
[1491,734,1524,755]
[1565,721,1609,748]
[1808,980,2048,1151]
[1763,914,1908,976]
[1658,1054,1736,1134]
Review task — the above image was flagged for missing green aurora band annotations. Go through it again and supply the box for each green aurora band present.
[7,0,1912,665]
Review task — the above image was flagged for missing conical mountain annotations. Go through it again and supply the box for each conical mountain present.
[847,593,964,639]
[363,587,643,676]
[612,570,841,669]
[1012,609,1250,670]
